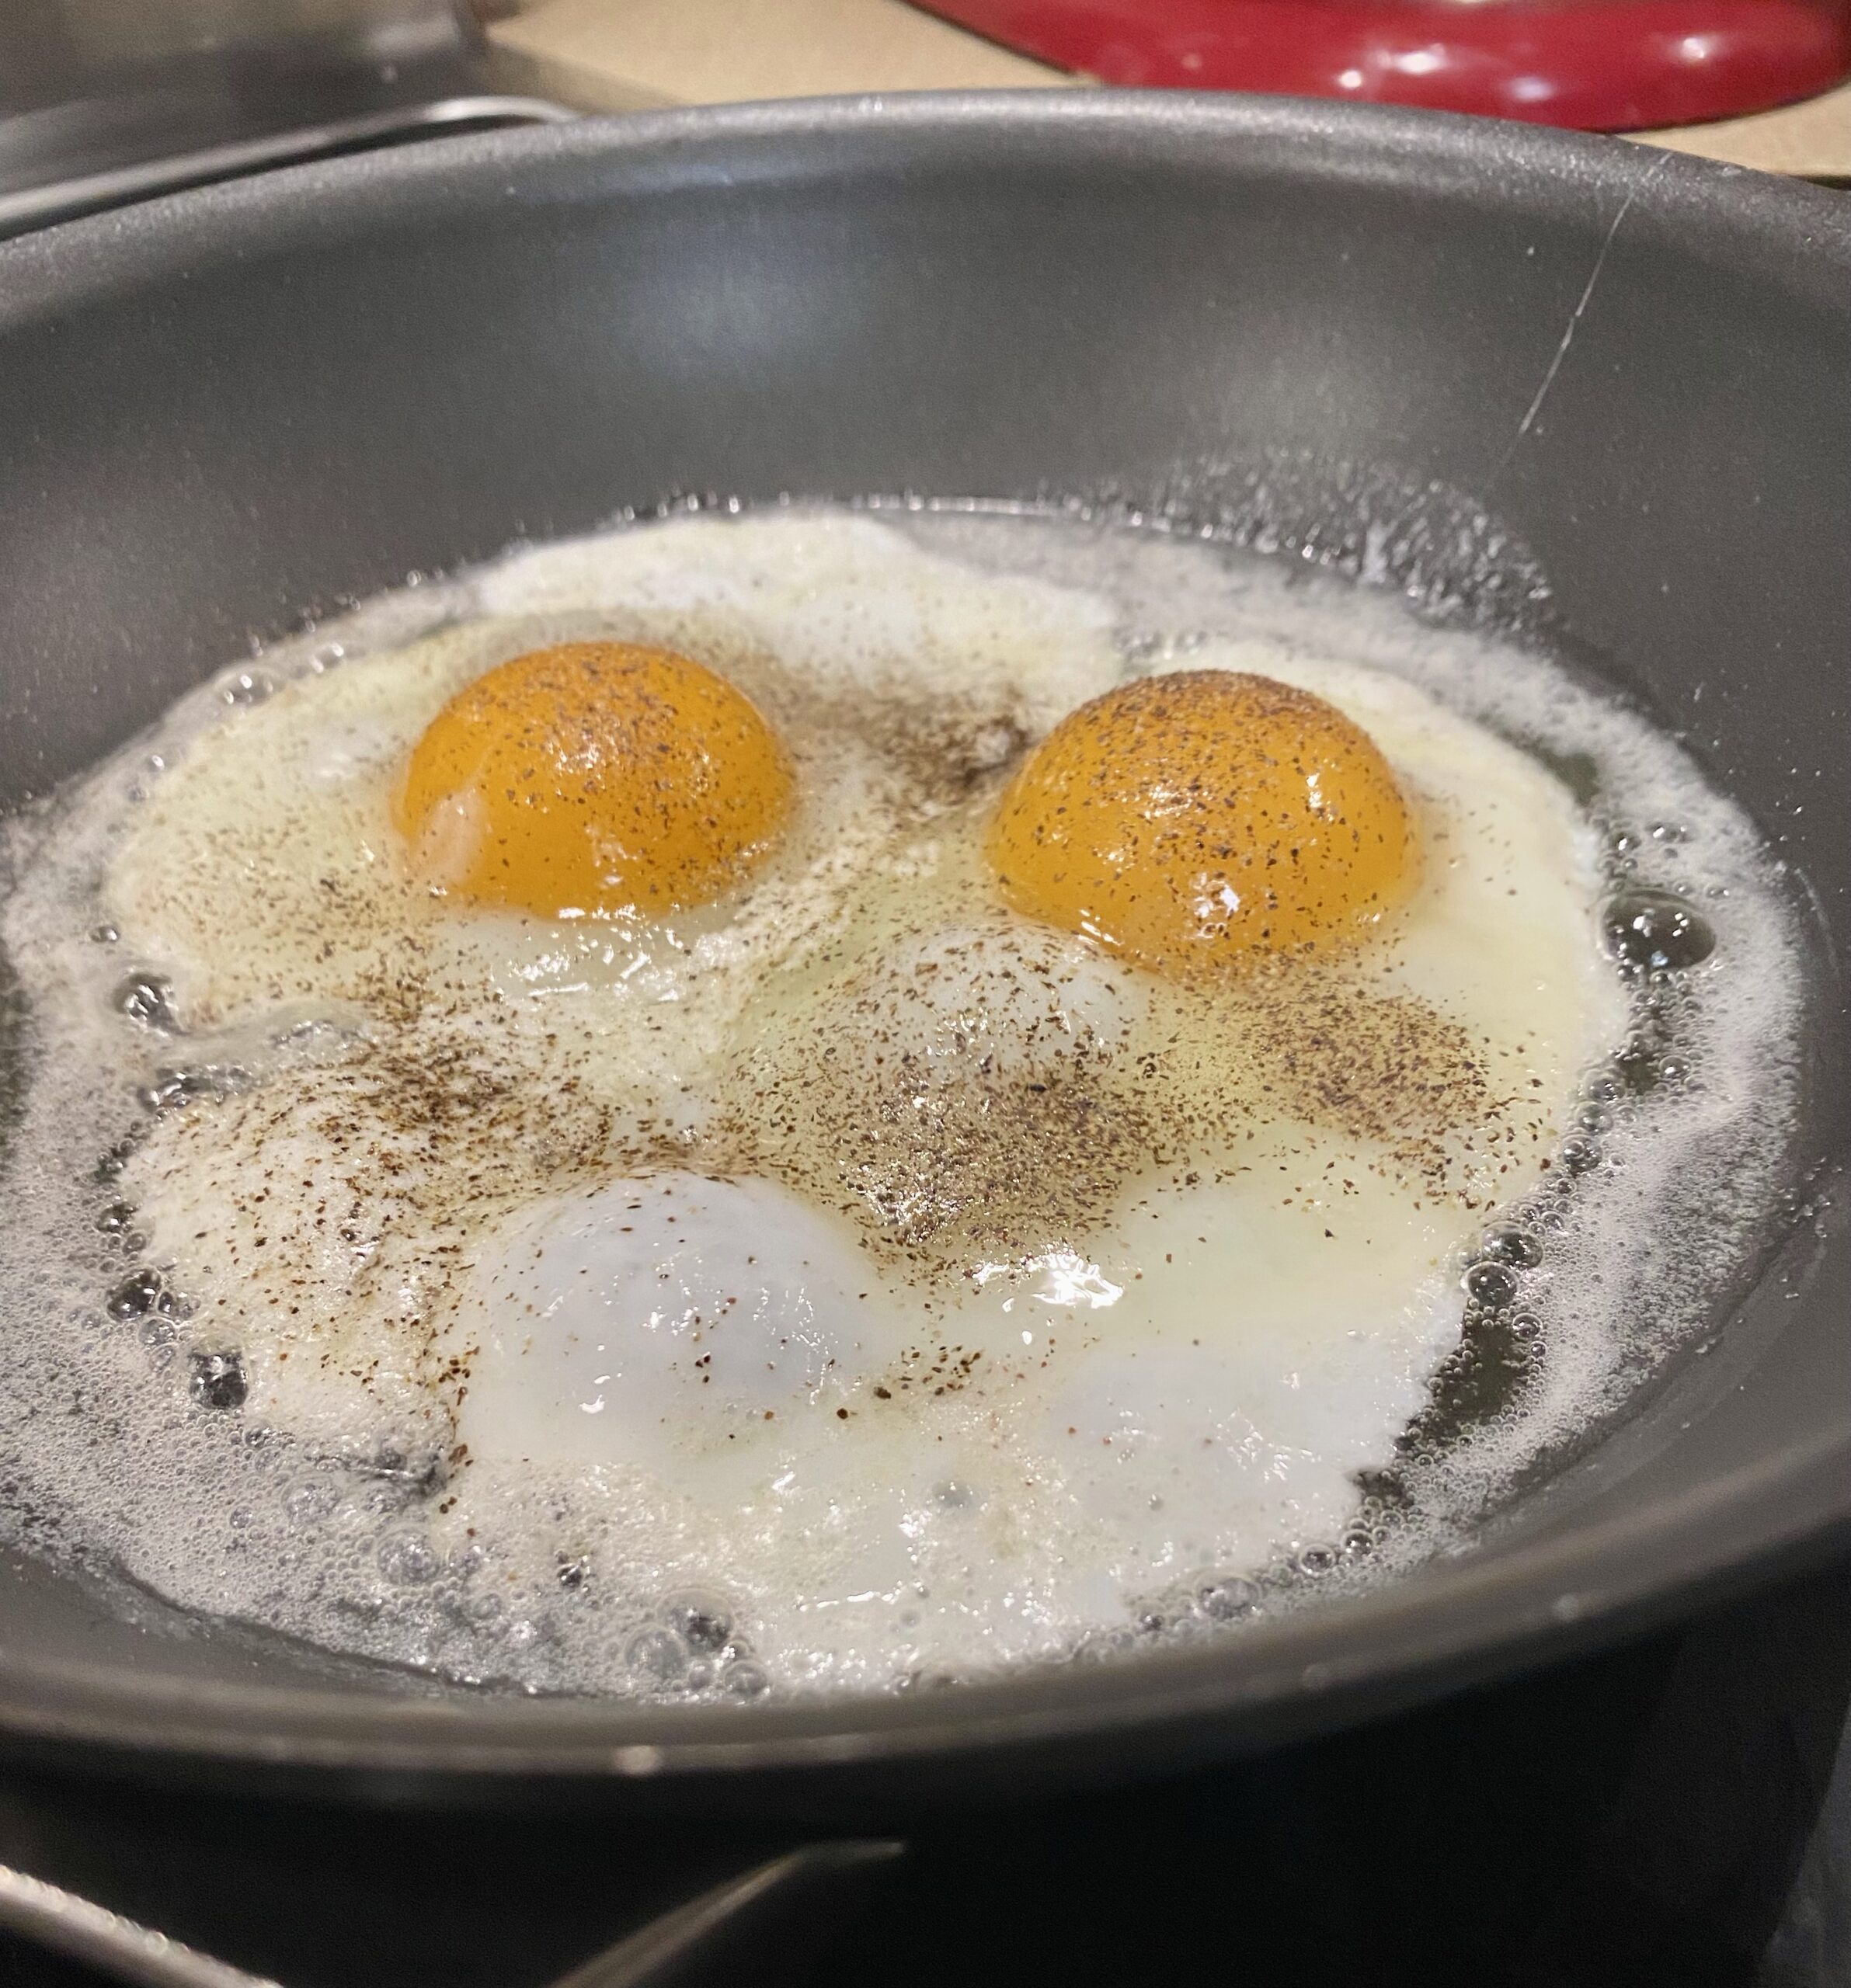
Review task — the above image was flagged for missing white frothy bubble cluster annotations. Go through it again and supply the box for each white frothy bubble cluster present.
[0,502,1805,1698]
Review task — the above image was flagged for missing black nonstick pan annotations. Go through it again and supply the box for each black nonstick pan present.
[0,92,1846,1809]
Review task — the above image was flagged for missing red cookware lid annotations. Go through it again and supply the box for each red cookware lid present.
[910,0,1851,130]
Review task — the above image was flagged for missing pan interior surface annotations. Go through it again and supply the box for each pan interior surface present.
[0,95,1845,1792]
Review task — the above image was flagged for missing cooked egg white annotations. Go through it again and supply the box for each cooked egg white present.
[68,512,1633,1691]
[0,499,1800,1708]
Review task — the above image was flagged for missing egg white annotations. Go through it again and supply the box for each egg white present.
[86,511,1631,1691]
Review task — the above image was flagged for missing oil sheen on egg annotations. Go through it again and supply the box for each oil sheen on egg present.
[0,507,1801,1699]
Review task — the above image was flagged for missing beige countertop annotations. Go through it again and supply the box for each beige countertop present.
[486,0,1851,177]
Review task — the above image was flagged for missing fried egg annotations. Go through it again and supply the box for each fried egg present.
[0,507,1797,1698]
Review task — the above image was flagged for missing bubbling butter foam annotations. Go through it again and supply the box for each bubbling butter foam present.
[0,504,1805,1699]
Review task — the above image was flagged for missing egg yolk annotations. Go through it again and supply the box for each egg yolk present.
[395,641,793,919]
[985,669,1416,971]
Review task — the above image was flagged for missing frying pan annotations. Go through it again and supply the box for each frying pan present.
[0,92,1846,1809]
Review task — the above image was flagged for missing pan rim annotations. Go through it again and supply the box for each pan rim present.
[5,86,1850,313]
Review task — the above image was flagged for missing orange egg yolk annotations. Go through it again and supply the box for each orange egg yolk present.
[985,669,1416,972]
[395,641,793,919]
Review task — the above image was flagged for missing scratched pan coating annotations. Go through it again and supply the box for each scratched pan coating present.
[0,95,1845,1808]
